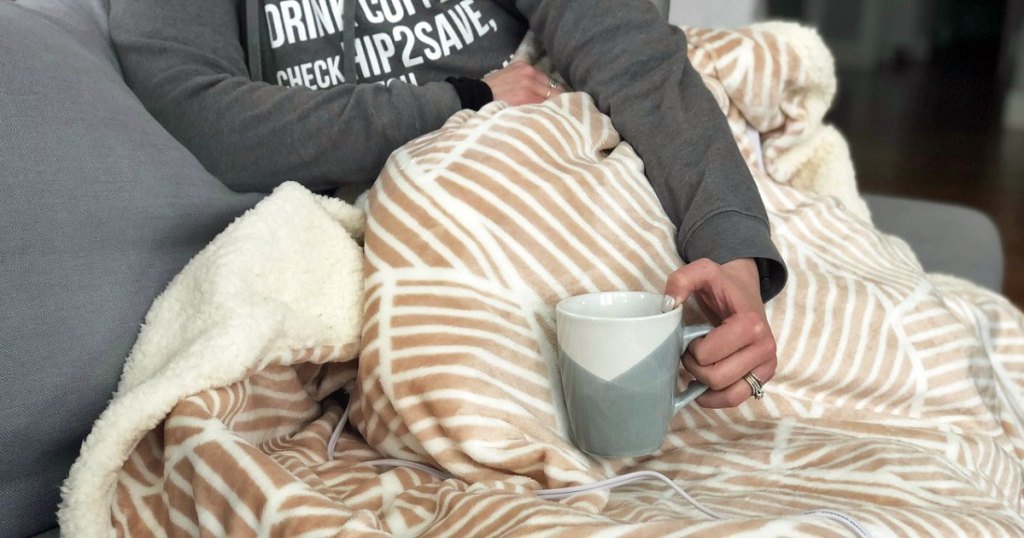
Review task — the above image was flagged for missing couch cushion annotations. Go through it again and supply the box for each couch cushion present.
[0,2,263,536]
[17,0,121,75]
[864,194,1004,292]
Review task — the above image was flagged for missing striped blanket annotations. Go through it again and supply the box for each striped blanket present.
[60,24,1024,536]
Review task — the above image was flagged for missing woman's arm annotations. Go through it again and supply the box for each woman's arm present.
[109,0,462,192]
[503,0,787,407]
[499,0,786,300]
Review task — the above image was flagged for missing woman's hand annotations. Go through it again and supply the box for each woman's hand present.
[483,61,563,106]
[664,258,777,408]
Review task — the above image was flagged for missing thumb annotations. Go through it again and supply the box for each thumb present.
[662,259,721,311]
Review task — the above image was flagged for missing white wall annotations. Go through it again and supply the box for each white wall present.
[667,0,764,28]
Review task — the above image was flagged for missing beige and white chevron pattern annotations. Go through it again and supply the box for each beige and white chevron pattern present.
[106,26,1024,536]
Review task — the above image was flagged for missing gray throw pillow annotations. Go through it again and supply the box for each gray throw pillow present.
[0,2,263,536]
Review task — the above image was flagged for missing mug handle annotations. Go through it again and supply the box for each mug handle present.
[673,323,714,414]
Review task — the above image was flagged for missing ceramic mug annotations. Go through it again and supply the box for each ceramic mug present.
[556,291,712,458]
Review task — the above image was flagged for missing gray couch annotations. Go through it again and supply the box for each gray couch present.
[0,0,1004,536]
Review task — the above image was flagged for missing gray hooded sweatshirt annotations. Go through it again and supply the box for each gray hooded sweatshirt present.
[109,0,787,299]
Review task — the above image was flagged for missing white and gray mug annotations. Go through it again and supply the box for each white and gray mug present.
[555,291,712,458]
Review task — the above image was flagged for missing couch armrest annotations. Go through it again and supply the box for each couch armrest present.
[864,194,1004,292]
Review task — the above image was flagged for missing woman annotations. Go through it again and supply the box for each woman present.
[111,0,785,407]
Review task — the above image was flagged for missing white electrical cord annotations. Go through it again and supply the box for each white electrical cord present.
[534,470,722,519]
[361,459,453,480]
[536,472,871,537]
[326,384,355,462]
[327,392,872,537]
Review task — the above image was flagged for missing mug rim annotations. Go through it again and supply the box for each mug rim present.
[555,291,679,322]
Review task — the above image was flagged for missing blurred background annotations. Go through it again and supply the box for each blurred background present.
[668,0,1024,308]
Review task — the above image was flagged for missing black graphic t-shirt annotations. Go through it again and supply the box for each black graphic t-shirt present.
[259,0,528,88]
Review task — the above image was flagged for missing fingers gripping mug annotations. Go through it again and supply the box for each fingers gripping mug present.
[555,291,712,458]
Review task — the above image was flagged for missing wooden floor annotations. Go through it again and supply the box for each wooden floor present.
[829,65,1024,308]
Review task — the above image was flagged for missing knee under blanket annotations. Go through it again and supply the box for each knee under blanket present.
[59,25,1024,536]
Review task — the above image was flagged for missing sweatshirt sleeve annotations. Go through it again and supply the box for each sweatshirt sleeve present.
[108,0,461,193]
[499,0,788,301]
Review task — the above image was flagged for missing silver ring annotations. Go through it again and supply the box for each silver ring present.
[545,87,551,99]
[744,372,765,400]
[549,77,559,89]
